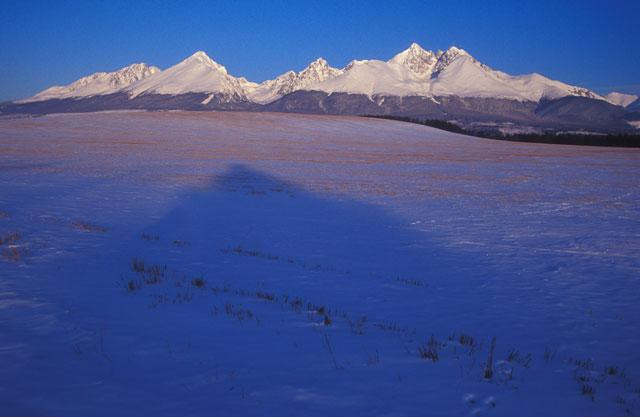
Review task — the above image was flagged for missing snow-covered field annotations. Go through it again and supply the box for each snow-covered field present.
[1,111,639,417]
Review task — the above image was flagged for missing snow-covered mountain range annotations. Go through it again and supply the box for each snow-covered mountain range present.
[5,43,638,134]
[20,63,160,103]
[17,43,637,107]
[244,58,344,104]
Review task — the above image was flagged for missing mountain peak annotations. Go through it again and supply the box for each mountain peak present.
[389,42,437,76]
[125,49,248,99]
[604,92,639,107]
[302,57,339,75]
[182,50,227,74]
[310,57,328,66]
[431,46,475,76]
[299,57,342,80]
[408,42,427,53]
[245,57,343,103]
[446,46,468,55]
[392,42,434,59]
[189,50,210,60]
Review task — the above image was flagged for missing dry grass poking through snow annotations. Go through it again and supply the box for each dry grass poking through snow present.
[126,257,166,291]
[73,221,108,233]
[0,231,26,262]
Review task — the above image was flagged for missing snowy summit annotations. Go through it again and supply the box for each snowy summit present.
[126,51,247,100]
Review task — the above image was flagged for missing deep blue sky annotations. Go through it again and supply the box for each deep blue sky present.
[1,0,639,101]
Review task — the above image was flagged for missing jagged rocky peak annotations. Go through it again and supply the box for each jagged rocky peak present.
[262,71,298,95]
[267,58,342,95]
[105,63,161,88]
[567,86,600,100]
[65,62,161,90]
[432,46,473,75]
[298,57,343,83]
[389,42,438,75]
[20,62,161,102]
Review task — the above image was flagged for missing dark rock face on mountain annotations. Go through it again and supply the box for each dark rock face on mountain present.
[0,93,256,115]
[535,96,632,130]
[1,90,637,134]
[264,91,636,132]
[0,93,130,115]
[627,98,640,112]
[264,91,539,122]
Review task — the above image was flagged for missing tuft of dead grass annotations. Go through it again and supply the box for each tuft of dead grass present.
[73,221,107,233]
[0,232,20,246]
[418,335,440,363]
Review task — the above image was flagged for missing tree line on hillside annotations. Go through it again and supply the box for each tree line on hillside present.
[363,115,640,148]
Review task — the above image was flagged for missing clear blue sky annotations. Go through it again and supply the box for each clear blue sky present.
[1,0,638,101]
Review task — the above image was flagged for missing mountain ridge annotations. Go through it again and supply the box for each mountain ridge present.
[18,63,160,103]
[4,43,638,134]
[16,43,626,106]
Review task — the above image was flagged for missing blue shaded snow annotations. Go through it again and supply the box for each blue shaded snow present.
[1,111,639,416]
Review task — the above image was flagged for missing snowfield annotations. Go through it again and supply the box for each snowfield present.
[1,111,639,417]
